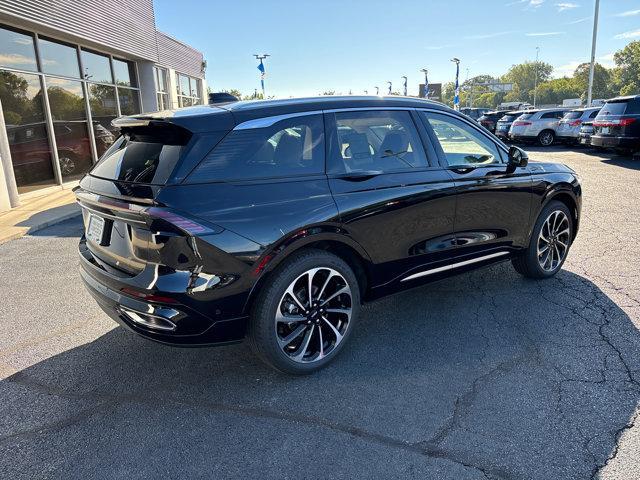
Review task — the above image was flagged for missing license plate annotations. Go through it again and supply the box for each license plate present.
[601,127,610,134]
[580,138,587,144]
[87,214,105,244]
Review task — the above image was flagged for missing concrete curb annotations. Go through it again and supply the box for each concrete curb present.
[0,204,81,246]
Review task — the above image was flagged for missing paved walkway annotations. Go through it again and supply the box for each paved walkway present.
[0,189,79,245]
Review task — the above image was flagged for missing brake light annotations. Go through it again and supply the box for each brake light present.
[513,121,532,126]
[594,117,637,127]
[568,120,582,127]
[145,207,223,236]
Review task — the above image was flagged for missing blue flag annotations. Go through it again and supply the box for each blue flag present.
[454,63,460,110]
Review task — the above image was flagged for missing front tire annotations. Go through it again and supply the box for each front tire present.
[512,200,573,279]
[249,249,360,374]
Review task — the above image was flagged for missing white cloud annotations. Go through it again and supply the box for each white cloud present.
[425,44,453,50]
[614,9,640,17]
[556,2,579,11]
[565,16,590,24]
[614,29,640,40]
[464,31,515,40]
[598,52,615,68]
[526,31,565,36]
[530,0,545,6]
[553,60,581,77]
[0,53,36,67]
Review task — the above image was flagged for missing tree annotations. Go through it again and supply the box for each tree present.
[572,62,614,100]
[502,61,553,103]
[614,40,640,96]
[224,89,243,99]
[320,90,336,96]
[534,77,581,106]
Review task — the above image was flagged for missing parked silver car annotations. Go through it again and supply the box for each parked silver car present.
[509,108,571,146]
[556,107,601,144]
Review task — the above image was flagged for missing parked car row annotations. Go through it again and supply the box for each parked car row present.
[474,95,640,155]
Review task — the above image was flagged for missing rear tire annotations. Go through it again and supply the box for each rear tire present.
[537,130,555,147]
[249,249,360,374]
[512,200,573,279]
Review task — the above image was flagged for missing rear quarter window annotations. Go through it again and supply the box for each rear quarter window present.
[189,114,324,182]
[90,124,191,184]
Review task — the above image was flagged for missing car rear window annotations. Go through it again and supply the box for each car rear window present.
[501,114,520,122]
[518,113,534,120]
[563,111,582,120]
[599,99,639,116]
[90,123,191,184]
[189,114,324,182]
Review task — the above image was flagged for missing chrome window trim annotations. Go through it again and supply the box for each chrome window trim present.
[401,251,510,282]
[233,111,324,130]
[232,106,509,154]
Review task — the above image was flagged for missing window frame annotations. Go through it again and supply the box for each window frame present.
[325,108,439,176]
[417,109,509,169]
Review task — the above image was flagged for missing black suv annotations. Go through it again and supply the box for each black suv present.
[478,110,509,133]
[76,96,582,374]
[591,95,640,154]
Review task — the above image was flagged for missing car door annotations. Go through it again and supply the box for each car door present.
[419,110,532,258]
[325,109,457,289]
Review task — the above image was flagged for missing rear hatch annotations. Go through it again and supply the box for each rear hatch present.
[496,112,521,132]
[75,111,232,277]
[593,97,640,138]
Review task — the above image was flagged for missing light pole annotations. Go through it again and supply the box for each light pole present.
[386,81,392,95]
[253,53,270,98]
[533,46,540,108]
[375,86,379,95]
[420,68,429,98]
[451,58,460,110]
[587,0,600,106]
[401,76,407,96]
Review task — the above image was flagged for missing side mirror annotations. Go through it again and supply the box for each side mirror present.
[507,146,528,172]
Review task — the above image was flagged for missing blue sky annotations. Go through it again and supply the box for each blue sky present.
[154,0,640,97]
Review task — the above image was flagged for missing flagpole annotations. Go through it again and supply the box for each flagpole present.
[451,58,460,111]
[253,54,270,98]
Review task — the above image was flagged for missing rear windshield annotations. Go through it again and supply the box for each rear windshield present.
[90,124,191,184]
[518,113,534,120]
[563,111,582,120]
[500,114,520,122]
[599,99,639,116]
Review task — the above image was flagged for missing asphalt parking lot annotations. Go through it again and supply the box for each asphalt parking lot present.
[1,146,639,480]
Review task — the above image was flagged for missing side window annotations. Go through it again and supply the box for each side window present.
[421,112,504,167]
[589,110,599,119]
[331,110,428,173]
[192,114,324,181]
[541,112,555,119]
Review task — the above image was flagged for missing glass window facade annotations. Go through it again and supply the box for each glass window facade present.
[81,49,113,84]
[176,72,202,107]
[38,38,81,78]
[154,67,169,110]
[0,24,142,194]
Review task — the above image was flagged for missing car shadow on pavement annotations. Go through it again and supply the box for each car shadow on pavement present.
[1,264,638,479]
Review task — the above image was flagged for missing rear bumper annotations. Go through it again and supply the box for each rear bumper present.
[590,135,640,149]
[79,239,248,346]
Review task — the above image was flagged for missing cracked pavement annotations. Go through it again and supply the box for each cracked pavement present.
[1,147,639,479]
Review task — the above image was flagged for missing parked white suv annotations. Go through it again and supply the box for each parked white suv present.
[509,108,571,146]
[556,107,601,144]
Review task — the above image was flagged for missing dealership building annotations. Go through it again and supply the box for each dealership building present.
[0,0,207,212]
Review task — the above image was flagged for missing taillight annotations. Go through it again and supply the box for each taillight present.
[568,120,582,127]
[513,121,532,126]
[594,117,637,127]
[144,207,223,236]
